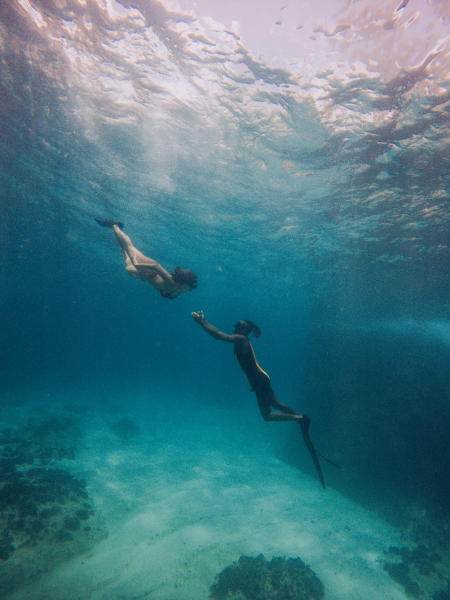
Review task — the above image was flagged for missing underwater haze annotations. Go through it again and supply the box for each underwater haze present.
[1,1,449,599]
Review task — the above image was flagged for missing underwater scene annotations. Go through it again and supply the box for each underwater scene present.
[1,1,449,598]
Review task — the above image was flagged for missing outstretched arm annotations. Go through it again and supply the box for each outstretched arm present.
[192,311,239,343]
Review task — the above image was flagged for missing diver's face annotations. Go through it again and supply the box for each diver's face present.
[233,321,250,335]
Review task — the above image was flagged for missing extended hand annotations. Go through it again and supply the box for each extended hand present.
[191,310,205,323]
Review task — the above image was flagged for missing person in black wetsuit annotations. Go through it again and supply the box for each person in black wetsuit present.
[95,219,197,299]
[191,310,326,488]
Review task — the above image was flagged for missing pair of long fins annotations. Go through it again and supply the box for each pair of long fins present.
[299,417,341,489]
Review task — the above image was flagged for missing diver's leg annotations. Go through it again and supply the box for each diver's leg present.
[264,410,304,422]
[112,225,159,270]
[255,387,322,486]
[270,396,298,415]
[271,396,309,423]
[255,383,322,486]
[256,388,305,423]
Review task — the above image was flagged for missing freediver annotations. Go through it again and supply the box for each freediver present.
[191,310,326,488]
[95,219,198,299]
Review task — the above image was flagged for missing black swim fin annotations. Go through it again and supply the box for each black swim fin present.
[95,218,124,230]
[299,416,326,489]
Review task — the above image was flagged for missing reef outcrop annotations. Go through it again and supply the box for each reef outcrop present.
[0,416,106,597]
[209,554,324,600]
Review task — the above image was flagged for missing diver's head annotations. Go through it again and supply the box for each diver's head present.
[172,266,198,291]
[233,320,261,338]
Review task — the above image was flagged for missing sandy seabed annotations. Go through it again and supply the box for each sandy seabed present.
[2,397,410,600]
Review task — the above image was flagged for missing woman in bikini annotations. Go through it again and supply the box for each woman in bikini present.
[191,311,326,487]
[95,219,197,299]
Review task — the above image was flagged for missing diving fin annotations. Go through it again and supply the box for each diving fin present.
[95,218,124,230]
[299,416,326,489]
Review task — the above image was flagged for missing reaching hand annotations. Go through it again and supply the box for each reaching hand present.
[191,310,205,323]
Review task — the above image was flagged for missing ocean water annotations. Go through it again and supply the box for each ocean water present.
[1,1,449,599]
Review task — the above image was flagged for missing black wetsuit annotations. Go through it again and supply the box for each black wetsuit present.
[234,336,276,418]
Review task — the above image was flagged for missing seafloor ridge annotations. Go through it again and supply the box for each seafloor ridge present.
[1,408,449,600]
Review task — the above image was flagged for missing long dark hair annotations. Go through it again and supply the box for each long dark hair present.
[172,266,198,289]
[234,320,261,337]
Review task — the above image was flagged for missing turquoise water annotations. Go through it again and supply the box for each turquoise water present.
[1,1,449,598]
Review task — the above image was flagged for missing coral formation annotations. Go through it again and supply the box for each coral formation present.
[0,416,80,469]
[209,554,324,600]
[0,417,106,596]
